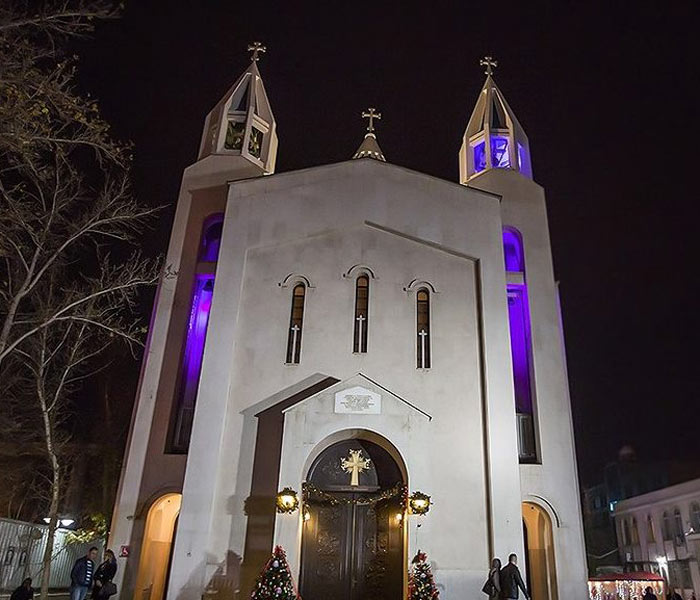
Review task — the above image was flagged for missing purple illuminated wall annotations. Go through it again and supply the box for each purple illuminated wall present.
[169,212,223,453]
[503,228,534,415]
[503,228,524,272]
[507,285,533,414]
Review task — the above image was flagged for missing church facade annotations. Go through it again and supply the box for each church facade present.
[109,48,588,600]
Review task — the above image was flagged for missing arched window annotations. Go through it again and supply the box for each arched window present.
[662,511,673,540]
[353,275,369,353]
[168,213,222,453]
[690,503,700,533]
[503,227,524,272]
[631,517,639,544]
[416,289,431,368]
[622,520,631,546]
[647,514,655,542]
[673,508,684,542]
[199,216,223,262]
[286,284,306,364]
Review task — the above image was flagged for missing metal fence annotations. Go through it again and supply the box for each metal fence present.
[0,518,104,592]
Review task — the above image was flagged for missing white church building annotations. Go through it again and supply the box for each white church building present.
[109,47,588,600]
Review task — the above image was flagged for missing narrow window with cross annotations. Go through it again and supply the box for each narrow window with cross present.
[286,284,306,364]
[416,289,431,368]
[353,275,369,353]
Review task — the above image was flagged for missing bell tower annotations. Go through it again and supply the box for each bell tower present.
[459,56,532,184]
[197,42,278,179]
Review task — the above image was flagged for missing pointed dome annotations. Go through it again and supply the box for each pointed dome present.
[197,43,278,175]
[353,133,386,161]
[459,58,532,184]
[352,108,386,161]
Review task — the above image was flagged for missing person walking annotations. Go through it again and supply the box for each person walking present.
[499,553,529,600]
[642,586,658,600]
[92,549,117,599]
[10,578,34,600]
[70,547,98,600]
[482,558,501,598]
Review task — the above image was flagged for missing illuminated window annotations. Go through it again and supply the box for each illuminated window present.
[491,136,511,168]
[353,275,369,353]
[473,140,486,173]
[249,126,263,158]
[416,289,431,368]
[662,511,672,540]
[168,214,222,453]
[504,227,537,463]
[225,120,245,151]
[647,515,655,542]
[518,142,532,177]
[691,503,700,532]
[503,228,524,272]
[631,517,639,544]
[286,284,306,364]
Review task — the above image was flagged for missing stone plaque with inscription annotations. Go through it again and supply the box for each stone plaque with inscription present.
[334,386,381,414]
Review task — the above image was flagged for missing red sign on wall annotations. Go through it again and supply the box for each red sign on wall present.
[119,545,129,558]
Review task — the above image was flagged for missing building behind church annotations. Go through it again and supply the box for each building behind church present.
[109,48,588,600]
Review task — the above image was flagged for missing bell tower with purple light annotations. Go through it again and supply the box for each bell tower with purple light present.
[459,56,532,184]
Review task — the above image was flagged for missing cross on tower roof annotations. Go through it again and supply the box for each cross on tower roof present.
[480,55,498,76]
[361,107,382,133]
[248,41,266,62]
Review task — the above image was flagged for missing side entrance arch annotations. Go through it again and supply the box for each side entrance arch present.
[300,438,405,600]
[134,493,181,600]
[522,501,558,600]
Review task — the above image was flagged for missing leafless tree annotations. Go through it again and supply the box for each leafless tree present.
[0,3,161,598]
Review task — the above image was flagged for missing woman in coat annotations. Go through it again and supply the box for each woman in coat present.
[482,557,501,599]
[92,550,117,599]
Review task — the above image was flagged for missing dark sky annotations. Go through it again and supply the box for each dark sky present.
[76,1,698,484]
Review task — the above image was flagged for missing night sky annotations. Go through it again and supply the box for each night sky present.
[75,2,698,484]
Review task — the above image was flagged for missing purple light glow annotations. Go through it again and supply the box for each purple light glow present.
[491,136,511,168]
[507,284,533,414]
[473,140,486,172]
[517,143,532,177]
[503,228,524,272]
[178,275,214,412]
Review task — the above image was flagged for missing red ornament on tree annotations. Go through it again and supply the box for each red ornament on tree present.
[250,546,301,600]
[408,550,439,600]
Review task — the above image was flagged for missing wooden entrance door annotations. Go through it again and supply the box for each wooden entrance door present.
[299,440,404,600]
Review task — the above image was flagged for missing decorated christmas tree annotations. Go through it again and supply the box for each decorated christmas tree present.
[250,546,300,600]
[408,550,439,600]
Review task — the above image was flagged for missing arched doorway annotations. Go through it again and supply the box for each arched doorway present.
[522,502,558,600]
[300,439,405,600]
[134,493,182,600]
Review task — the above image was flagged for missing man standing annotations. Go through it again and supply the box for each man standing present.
[499,553,529,600]
[70,547,98,600]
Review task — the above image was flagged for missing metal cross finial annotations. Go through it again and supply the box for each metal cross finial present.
[361,107,382,133]
[248,42,267,62]
[480,56,498,76]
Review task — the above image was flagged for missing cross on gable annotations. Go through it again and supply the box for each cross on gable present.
[361,107,382,133]
[248,41,267,62]
[480,55,498,76]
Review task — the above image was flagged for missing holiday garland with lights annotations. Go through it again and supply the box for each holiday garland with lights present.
[250,546,300,600]
[408,550,439,600]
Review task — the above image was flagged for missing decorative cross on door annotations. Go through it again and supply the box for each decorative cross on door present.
[341,449,371,486]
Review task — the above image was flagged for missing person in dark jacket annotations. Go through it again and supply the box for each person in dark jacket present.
[499,553,529,600]
[482,558,501,598]
[10,578,34,600]
[92,549,117,599]
[70,547,98,600]
[643,586,658,600]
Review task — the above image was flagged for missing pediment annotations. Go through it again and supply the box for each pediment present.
[282,373,431,420]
